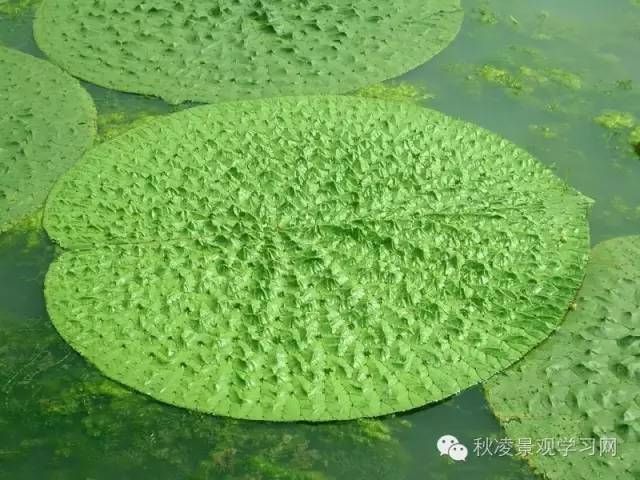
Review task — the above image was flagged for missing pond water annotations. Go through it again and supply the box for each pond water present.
[1,1,639,479]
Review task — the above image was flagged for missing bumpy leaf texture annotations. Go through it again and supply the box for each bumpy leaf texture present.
[34,0,463,104]
[44,96,590,421]
[486,236,640,479]
[0,46,96,233]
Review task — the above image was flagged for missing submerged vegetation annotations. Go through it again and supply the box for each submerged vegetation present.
[594,111,636,130]
[352,82,433,103]
[470,2,499,25]
[594,111,640,158]
[630,127,640,158]
[528,124,566,140]
[466,63,583,95]
[96,111,159,142]
[0,209,42,250]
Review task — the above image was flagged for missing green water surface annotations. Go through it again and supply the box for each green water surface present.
[1,1,639,479]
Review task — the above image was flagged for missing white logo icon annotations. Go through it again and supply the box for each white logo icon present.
[448,443,469,461]
[437,434,469,462]
[437,435,459,456]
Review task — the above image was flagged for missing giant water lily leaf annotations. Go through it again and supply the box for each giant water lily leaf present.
[44,96,590,421]
[0,46,96,233]
[34,0,463,104]
[485,236,640,479]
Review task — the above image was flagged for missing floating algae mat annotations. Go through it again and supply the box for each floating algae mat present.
[486,236,640,480]
[44,96,591,421]
[33,0,463,104]
[0,46,96,234]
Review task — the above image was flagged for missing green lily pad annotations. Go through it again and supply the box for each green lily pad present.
[44,96,590,421]
[0,46,96,234]
[485,236,640,479]
[33,0,463,104]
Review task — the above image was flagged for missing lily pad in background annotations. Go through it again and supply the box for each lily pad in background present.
[0,46,96,234]
[44,96,590,421]
[33,0,463,104]
[485,236,640,479]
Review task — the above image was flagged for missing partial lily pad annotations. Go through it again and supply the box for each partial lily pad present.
[34,0,463,104]
[0,46,96,234]
[486,236,640,479]
[44,96,590,421]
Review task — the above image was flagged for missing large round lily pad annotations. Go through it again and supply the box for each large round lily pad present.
[0,46,96,233]
[44,96,590,421]
[33,0,463,104]
[485,236,640,479]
